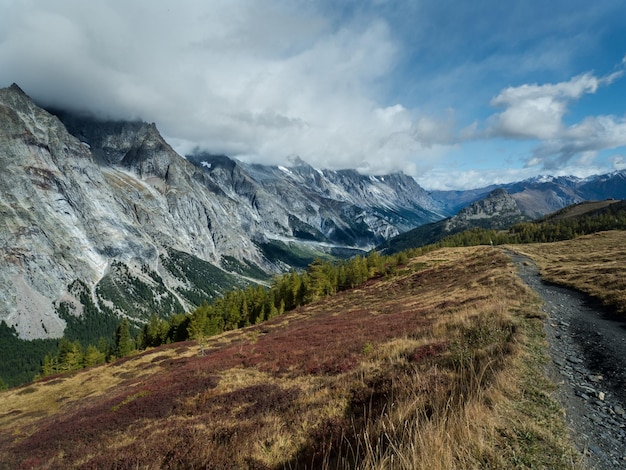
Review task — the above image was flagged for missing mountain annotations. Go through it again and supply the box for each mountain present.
[0,84,443,340]
[189,154,443,246]
[578,171,626,200]
[52,111,444,251]
[2,82,624,342]
[379,188,528,253]
[538,199,626,223]
[430,172,626,218]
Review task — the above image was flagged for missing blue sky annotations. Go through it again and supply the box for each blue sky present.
[1,0,625,189]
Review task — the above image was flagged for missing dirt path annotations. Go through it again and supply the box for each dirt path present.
[507,250,626,469]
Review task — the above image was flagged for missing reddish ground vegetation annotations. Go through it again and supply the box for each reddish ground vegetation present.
[0,247,535,469]
[408,341,450,362]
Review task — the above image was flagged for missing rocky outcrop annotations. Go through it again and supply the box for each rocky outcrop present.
[446,188,525,231]
[0,84,444,339]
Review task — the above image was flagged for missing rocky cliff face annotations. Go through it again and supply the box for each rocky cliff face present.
[190,154,443,247]
[446,188,525,231]
[0,84,443,339]
[0,84,144,338]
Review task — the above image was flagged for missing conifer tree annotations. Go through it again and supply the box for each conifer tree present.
[187,304,208,340]
[57,338,84,371]
[114,318,133,358]
[83,344,106,367]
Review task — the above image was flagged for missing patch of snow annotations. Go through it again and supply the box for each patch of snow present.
[263,232,366,251]
[201,161,212,169]
[81,142,91,149]
[278,166,292,175]
[531,175,556,183]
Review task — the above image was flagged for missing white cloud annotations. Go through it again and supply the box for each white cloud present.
[611,155,626,170]
[410,112,456,147]
[0,0,454,175]
[487,72,616,140]
[416,167,540,191]
[1,0,624,189]
[484,70,626,170]
[530,115,626,168]
[417,162,615,191]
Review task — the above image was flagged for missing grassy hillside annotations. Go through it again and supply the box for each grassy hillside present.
[539,199,621,222]
[0,246,579,469]
[509,230,626,314]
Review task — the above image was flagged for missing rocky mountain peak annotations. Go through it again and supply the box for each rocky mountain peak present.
[444,188,525,232]
[455,188,521,221]
[8,83,26,95]
[286,155,309,167]
[120,122,179,180]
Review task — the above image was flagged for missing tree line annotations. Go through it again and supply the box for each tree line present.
[36,250,409,378]
[24,199,626,383]
[431,201,626,249]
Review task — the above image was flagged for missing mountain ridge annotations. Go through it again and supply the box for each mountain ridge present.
[0,84,443,340]
[430,170,626,217]
[378,188,528,253]
[2,82,625,341]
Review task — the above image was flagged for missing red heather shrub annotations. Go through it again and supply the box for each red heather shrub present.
[409,341,450,362]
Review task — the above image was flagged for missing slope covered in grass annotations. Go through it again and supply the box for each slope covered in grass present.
[0,247,578,469]
[509,230,626,314]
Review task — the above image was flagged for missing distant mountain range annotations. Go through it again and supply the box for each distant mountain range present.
[431,172,626,218]
[1,82,625,341]
[378,188,528,253]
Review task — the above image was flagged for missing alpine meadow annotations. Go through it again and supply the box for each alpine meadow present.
[3,1,626,468]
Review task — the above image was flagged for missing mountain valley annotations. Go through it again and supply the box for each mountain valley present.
[0,84,443,341]
[2,81,626,389]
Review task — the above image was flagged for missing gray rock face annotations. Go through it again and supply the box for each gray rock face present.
[0,84,443,339]
[1,84,125,338]
[446,188,525,231]
[187,154,444,247]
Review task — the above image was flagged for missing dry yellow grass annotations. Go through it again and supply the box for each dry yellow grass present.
[0,246,580,469]
[342,254,579,469]
[0,344,190,431]
[508,230,626,314]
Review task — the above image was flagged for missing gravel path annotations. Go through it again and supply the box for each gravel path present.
[508,250,626,469]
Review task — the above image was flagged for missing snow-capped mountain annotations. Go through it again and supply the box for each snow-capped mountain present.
[431,171,626,218]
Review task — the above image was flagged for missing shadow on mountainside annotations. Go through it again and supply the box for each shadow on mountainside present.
[507,249,626,469]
